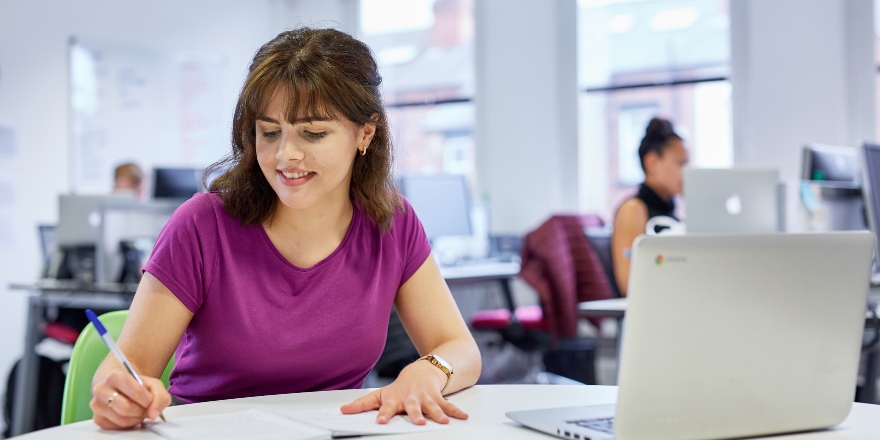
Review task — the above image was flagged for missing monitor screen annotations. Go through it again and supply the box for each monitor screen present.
[801,144,858,182]
[860,143,880,265]
[398,174,472,240]
[152,167,204,199]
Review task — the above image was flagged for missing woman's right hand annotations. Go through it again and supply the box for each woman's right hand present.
[90,368,171,430]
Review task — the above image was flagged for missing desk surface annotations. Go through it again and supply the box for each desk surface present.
[438,260,520,282]
[578,297,628,318]
[9,278,138,294]
[17,385,880,439]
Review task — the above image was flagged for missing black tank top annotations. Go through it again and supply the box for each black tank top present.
[635,183,677,221]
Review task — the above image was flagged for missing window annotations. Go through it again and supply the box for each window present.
[358,0,476,187]
[577,0,732,220]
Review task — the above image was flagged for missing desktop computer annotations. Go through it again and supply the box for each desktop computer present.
[397,174,484,265]
[802,143,859,182]
[800,144,864,231]
[397,174,472,241]
[858,143,880,269]
[152,167,205,199]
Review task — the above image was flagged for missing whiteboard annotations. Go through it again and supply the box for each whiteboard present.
[69,36,227,194]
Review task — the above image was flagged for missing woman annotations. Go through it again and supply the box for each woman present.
[90,28,481,429]
[611,118,688,296]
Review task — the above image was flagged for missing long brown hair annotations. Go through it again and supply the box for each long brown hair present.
[206,28,401,230]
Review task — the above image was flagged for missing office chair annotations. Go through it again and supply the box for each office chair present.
[584,228,622,298]
[60,310,174,425]
[471,215,612,384]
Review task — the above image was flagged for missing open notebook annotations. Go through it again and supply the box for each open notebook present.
[145,407,448,440]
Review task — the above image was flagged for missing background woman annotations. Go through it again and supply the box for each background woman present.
[611,117,689,296]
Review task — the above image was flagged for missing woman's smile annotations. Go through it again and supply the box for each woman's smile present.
[278,169,317,186]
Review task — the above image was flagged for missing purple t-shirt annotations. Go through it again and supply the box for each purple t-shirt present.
[142,192,431,403]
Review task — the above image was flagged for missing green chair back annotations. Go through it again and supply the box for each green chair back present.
[60,310,174,425]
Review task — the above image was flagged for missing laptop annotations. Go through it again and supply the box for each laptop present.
[507,231,873,440]
[56,193,135,247]
[683,167,780,233]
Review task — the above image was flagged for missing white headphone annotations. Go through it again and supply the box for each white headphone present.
[645,215,686,235]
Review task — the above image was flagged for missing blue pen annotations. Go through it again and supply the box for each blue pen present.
[85,309,166,422]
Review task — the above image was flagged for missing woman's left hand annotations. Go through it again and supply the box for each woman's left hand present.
[340,359,469,425]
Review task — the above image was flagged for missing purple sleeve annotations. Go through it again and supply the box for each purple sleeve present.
[394,197,433,285]
[142,194,218,313]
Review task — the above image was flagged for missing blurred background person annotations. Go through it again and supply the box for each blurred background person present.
[610,118,688,296]
[113,162,145,200]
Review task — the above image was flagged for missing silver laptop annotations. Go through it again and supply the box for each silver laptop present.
[57,194,135,247]
[684,167,780,233]
[507,232,873,440]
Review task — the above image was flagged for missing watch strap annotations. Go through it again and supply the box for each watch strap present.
[417,354,453,393]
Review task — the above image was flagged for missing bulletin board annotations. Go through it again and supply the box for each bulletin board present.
[68,36,227,193]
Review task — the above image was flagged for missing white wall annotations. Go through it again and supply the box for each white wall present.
[0,0,356,420]
[731,0,876,181]
[474,0,580,235]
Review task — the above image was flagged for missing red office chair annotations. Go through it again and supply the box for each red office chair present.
[471,215,613,384]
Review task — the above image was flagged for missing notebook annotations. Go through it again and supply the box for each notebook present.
[146,407,448,440]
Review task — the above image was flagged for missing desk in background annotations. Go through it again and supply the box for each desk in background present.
[15,384,880,439]
[440,260,520,315]
[8,279,138,437]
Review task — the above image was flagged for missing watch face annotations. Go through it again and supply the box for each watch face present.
[432,354,452,372]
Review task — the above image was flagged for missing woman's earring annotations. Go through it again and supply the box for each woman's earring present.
[360,148,367,156]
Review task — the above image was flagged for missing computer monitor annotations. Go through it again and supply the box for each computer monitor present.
[152,167,204,199]
[801,143,858,183]
[397,174,472,241]
[859,142,880,267]
[800,144,864,231]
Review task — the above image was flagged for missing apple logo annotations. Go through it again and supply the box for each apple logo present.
[88,210,101,228]
[725,194,742,215]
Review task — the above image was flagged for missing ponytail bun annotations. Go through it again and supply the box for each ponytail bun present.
[637,117,681,172]
[645,118,675,139]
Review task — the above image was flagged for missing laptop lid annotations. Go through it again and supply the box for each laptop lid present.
[616,232,873,440]
[56,193,135,247]
[683,167,779,233]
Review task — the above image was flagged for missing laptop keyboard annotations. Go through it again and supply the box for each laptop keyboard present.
[568,417,615,434]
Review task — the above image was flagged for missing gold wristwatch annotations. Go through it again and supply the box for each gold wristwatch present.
[418,354,453,393]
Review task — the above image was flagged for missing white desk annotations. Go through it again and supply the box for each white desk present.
[15,385,880,439]
[439,260,520,284]
[578,298,627,319]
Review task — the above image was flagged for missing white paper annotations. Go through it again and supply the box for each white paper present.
[274,408,449,435]
[146,408,329,440]
[144,407,448,440]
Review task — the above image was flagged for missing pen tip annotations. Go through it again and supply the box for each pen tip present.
[159,413,166,422]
